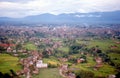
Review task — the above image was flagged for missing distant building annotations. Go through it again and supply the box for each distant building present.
[108,75,116,78]
[36,60,48,68]
[7,47,12,52]
[61,64,68,71]
[95,57,102,64]
[77,58,85,63]
[68,72,76,78]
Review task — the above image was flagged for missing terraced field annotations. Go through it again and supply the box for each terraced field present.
[0,54,21,74]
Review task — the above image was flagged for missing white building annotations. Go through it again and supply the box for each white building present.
[36,60,48,68]
[108,75,116,78]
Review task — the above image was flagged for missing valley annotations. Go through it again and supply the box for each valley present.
[0,24,120,78]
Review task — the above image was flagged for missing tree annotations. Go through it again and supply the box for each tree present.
[42,50,49,58]
[75,70,94,78]
[0,46,6,52]
[16,44,22,51]
[116,72,120,78]
[69,44,82,54]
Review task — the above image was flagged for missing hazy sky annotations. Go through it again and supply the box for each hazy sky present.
[0,0,120,18]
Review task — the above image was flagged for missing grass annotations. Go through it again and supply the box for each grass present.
[71,56,96,71]
[58,47,69,53]
[33,68,63,78]
[108,53,120,64]
[70,55,116,77]
[88,40,114,51]
[33,39,119,78]
[24,42,37,50]
[53,39,119,77]
[43,56,60,65]
[94,64,116,77]
[72,63,116,77]
[0,54,21,74]
[77,39,120,52]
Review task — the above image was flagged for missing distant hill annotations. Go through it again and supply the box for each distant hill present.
[0,11,120,24]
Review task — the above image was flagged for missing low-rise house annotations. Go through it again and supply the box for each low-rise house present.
[18,50,24,52]
[13,50,17,53]
[13,53,18,56]
[59,58,68,62]
[77,58,85,63]
[0,43,15,49]
[108,75,116,78]
[94,57,103,70]
[110,45,118,49]
[95,57,102,64]
[36,60,48,68]
[68,72,76,78]
[61,64,68,71]
[7,47,12,52]
[33,70,39,74]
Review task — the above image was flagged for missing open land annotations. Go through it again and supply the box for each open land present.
[0,24,120,78]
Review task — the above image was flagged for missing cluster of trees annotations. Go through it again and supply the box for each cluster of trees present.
[75,70,94,78]
[69,44,83,54]
[0,70,18,78]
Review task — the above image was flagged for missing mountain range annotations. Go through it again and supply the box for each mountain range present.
[0,11,120,24]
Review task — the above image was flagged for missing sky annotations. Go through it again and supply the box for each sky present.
[0,0,120,18]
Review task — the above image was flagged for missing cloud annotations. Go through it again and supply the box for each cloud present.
[0,0,32,3]
[0,0,120,18]
[75,14,101,18]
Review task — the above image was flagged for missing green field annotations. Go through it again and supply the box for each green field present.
[0,54,21,74]
[58,47,69,53]
[87,40,120,51]
[108,53,120,65]
[0,39,119,77]
[33,68,63,78]
[42,39,120,77]
[24,42,37,50]
[71,39,120,77]
[71,63,116,77]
